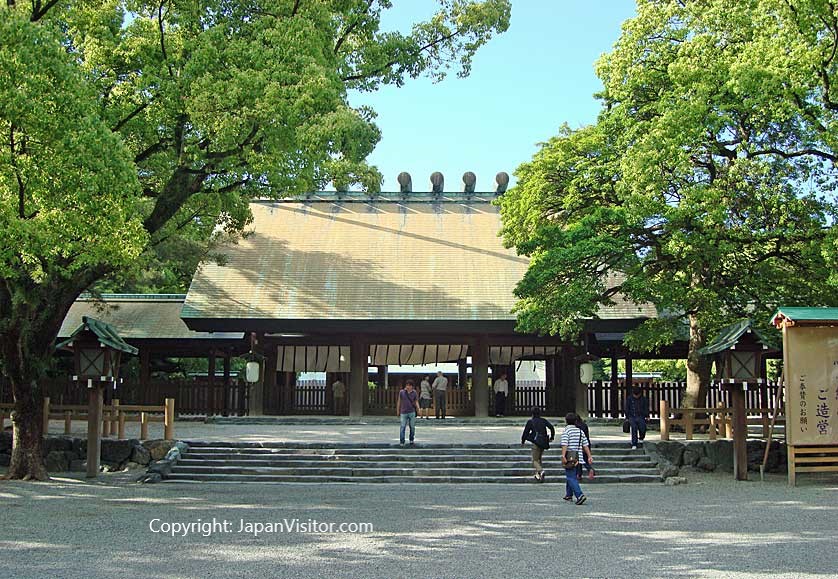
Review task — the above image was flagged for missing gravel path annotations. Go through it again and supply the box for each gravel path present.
[2,471,837,578]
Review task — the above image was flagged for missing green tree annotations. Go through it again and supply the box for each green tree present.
[0,0,510,480]
[500,0,838,411]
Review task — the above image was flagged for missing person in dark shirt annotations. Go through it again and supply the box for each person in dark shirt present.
[575,415,595,480]
[397,380,420,446]
[624,386,650,449]
[521,407,555,482]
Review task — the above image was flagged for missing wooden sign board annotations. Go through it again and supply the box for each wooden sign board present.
[782,326,838,446]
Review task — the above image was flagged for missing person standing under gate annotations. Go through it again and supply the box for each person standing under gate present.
[397,380,420,446]
[493,372,509,417]
[561,412,593,505]
[432,371,448,419]
[521,406,554,482]
[624,386,649,450]
[332,378,346,415]
[419,375,432,419]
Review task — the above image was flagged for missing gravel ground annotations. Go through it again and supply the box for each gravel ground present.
[1,470,837,579]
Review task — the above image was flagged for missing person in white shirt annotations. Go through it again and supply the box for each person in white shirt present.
[332,379,346,415]
[431,371,448,419]
[493,372,509,417]
[419,375,432,419]
[561,412,593,505]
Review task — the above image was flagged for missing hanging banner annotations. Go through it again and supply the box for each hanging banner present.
[783,326,838,445]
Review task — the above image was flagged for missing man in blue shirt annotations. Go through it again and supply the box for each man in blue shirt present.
[397,380,420,446]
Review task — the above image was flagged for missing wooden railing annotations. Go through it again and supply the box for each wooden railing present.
[659,400,785,441]
[588,380,783,419]
[366,387,473,416]
[0,379,246,417]
[0,397,175,440]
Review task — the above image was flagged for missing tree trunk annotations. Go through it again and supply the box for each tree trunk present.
[6,376,48,481]
[682,314,712,409]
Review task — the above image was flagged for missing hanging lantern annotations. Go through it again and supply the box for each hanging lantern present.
[245,360,261,383]
[579,362,594,384]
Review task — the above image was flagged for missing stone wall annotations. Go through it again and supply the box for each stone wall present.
[645,439,787,479]
[0,431,177,474]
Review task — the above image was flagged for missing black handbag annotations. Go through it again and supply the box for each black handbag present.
[622,419,631,434]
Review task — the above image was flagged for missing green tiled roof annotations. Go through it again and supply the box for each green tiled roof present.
[770,307,838,325]
[182,201,657,323]
[57,316,138,355]
[59,296,243,340]
[698,319,775,355]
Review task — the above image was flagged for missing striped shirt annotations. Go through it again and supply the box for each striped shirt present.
[560,425,590,465]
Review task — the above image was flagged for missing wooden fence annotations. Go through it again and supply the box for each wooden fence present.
[0,397,175,440]
[366,387,474,415]
[0,379,247,417]
[659,400,785,441]
[587,380,783,419]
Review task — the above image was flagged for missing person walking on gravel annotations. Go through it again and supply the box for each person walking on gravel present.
[561,412,593,505]
[521,407,554,482]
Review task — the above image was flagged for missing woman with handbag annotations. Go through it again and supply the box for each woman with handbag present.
[520,407,555,482]
[561,412,593,505]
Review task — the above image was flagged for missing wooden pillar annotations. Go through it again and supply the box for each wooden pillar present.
[222,355,232,416]
[208,351,217,416]
[472,337,489,417]
[139,349,151,389]
[507,363,516,415]
[731,384,749,481]
[86,385,103,478]
[458,359,468,390]
[251,348,274,416]
[377,365,388,389]
[262,348,278,415]
[349,338,369,417]
[544,355,559,414]
[610,353,619,418]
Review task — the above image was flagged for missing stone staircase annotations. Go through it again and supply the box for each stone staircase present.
[166,441,662,484]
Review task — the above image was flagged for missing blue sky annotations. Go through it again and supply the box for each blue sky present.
[348,1,637,192]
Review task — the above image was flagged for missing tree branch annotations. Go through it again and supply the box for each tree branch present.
[158,1,175,77]
[30,0,59,21]
[341,29,461,82]
[112,102,149,133]
[334,0,374,54]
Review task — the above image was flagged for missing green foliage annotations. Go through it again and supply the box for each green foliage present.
[500,0,838,367]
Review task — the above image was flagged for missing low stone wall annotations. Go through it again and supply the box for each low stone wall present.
[645,439,787,481]
[0,431,179,474]
[139,441,189,483]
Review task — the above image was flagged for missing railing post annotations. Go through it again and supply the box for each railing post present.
[709,410,717,440]
[0,408,5,431]
[64,410,72,435]
[685,409,694,440]
[102,404,111,437]
[115,399,126,440]
[164,398,175,440]
[659,399,669,441]
[140,412,149,440]
[720,401,732,438]
[43,396,51,435]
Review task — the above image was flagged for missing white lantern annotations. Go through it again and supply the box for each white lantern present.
[245,360,260,383]
[579,362,594,384]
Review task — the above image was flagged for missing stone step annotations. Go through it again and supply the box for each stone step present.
[171,464,654,476]
[176,458,658,470]
[183,447,645,457]
[185,440,643,454]
[184,452,650,465]
[165,473,662,484]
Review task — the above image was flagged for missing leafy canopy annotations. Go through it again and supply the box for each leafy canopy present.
[500,0,838,356]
